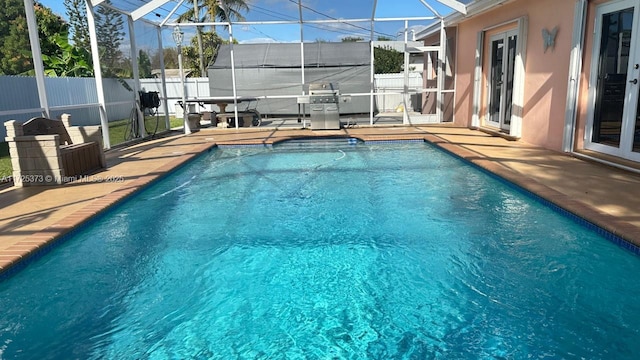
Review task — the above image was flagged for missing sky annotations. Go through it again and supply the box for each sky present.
[39,0,459,45]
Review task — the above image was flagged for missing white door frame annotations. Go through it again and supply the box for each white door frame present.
[486,29,518,130]
[585,0,640,161]
[472,16,527,138]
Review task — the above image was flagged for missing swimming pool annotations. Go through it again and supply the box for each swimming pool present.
[1,140,640,358]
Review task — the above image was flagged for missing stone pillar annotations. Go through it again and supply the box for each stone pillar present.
[61,113,72,129]
[11,135,64,187]
[4,120,24,138]
[4,119,65,187]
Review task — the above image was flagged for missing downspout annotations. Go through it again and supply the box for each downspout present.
[563,0,587,153]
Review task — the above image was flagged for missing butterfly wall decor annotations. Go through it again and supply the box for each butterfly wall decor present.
[542,26,559,53]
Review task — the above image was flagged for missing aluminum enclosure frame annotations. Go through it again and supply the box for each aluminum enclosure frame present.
[20,0,469,145]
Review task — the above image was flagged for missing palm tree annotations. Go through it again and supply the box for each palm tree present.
[178,0,249,77]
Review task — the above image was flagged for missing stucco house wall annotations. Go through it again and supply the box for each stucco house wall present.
[453,0,575,151]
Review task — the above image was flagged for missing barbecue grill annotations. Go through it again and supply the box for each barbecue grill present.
[309,82,340,130]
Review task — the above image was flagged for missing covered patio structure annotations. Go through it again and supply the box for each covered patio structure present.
[17,0,471,149]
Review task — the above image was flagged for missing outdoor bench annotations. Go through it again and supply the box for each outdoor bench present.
[4,114,106,187]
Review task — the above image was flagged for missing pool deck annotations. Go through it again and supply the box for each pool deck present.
[2,124,640,274]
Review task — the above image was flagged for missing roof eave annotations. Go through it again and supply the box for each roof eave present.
[415,0,516,40]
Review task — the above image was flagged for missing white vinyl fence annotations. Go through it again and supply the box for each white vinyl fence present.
[1,74,420,139]
[0,76,213,139]
[139,77,214,117]
[373,72,424,112]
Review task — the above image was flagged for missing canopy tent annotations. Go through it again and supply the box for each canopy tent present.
[20,0,471,148]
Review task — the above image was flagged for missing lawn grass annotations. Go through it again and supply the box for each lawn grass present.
[108,115,176,147]
[0,115,183,178]
[0,142,11,180]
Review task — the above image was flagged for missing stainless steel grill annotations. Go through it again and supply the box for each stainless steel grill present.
[309,82,340,130]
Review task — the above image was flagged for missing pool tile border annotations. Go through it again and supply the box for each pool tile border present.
[0,142,216,278]
[361,139,425,144]
[423,133,640,254]
[217,143,272,148]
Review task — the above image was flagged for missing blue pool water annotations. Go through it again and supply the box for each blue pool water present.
[1,140,640,359]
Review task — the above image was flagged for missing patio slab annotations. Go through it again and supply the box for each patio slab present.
[1,125,639,274]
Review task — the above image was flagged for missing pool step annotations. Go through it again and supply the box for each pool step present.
[275,137,362,149]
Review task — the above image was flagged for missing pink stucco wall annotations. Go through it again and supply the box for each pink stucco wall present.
[454,0,575,151]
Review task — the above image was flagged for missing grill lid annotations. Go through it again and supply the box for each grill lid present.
[308,82,339,95]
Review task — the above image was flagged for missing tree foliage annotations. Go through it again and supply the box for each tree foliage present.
[178,0,248,26]
[35,4,68,58]
[183,31,228,74]
[178,0,248,76]
[64,0,90,49]
[64,0,132,80]
[38,34,93,77]
[0,1,69,75]
[154,48,179,70]
[0,1,95,77]
[95,0,127,78]
[341,36,364,42]
[374,46,403,74]
[138,50,152,78]
[0,0,32,75]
